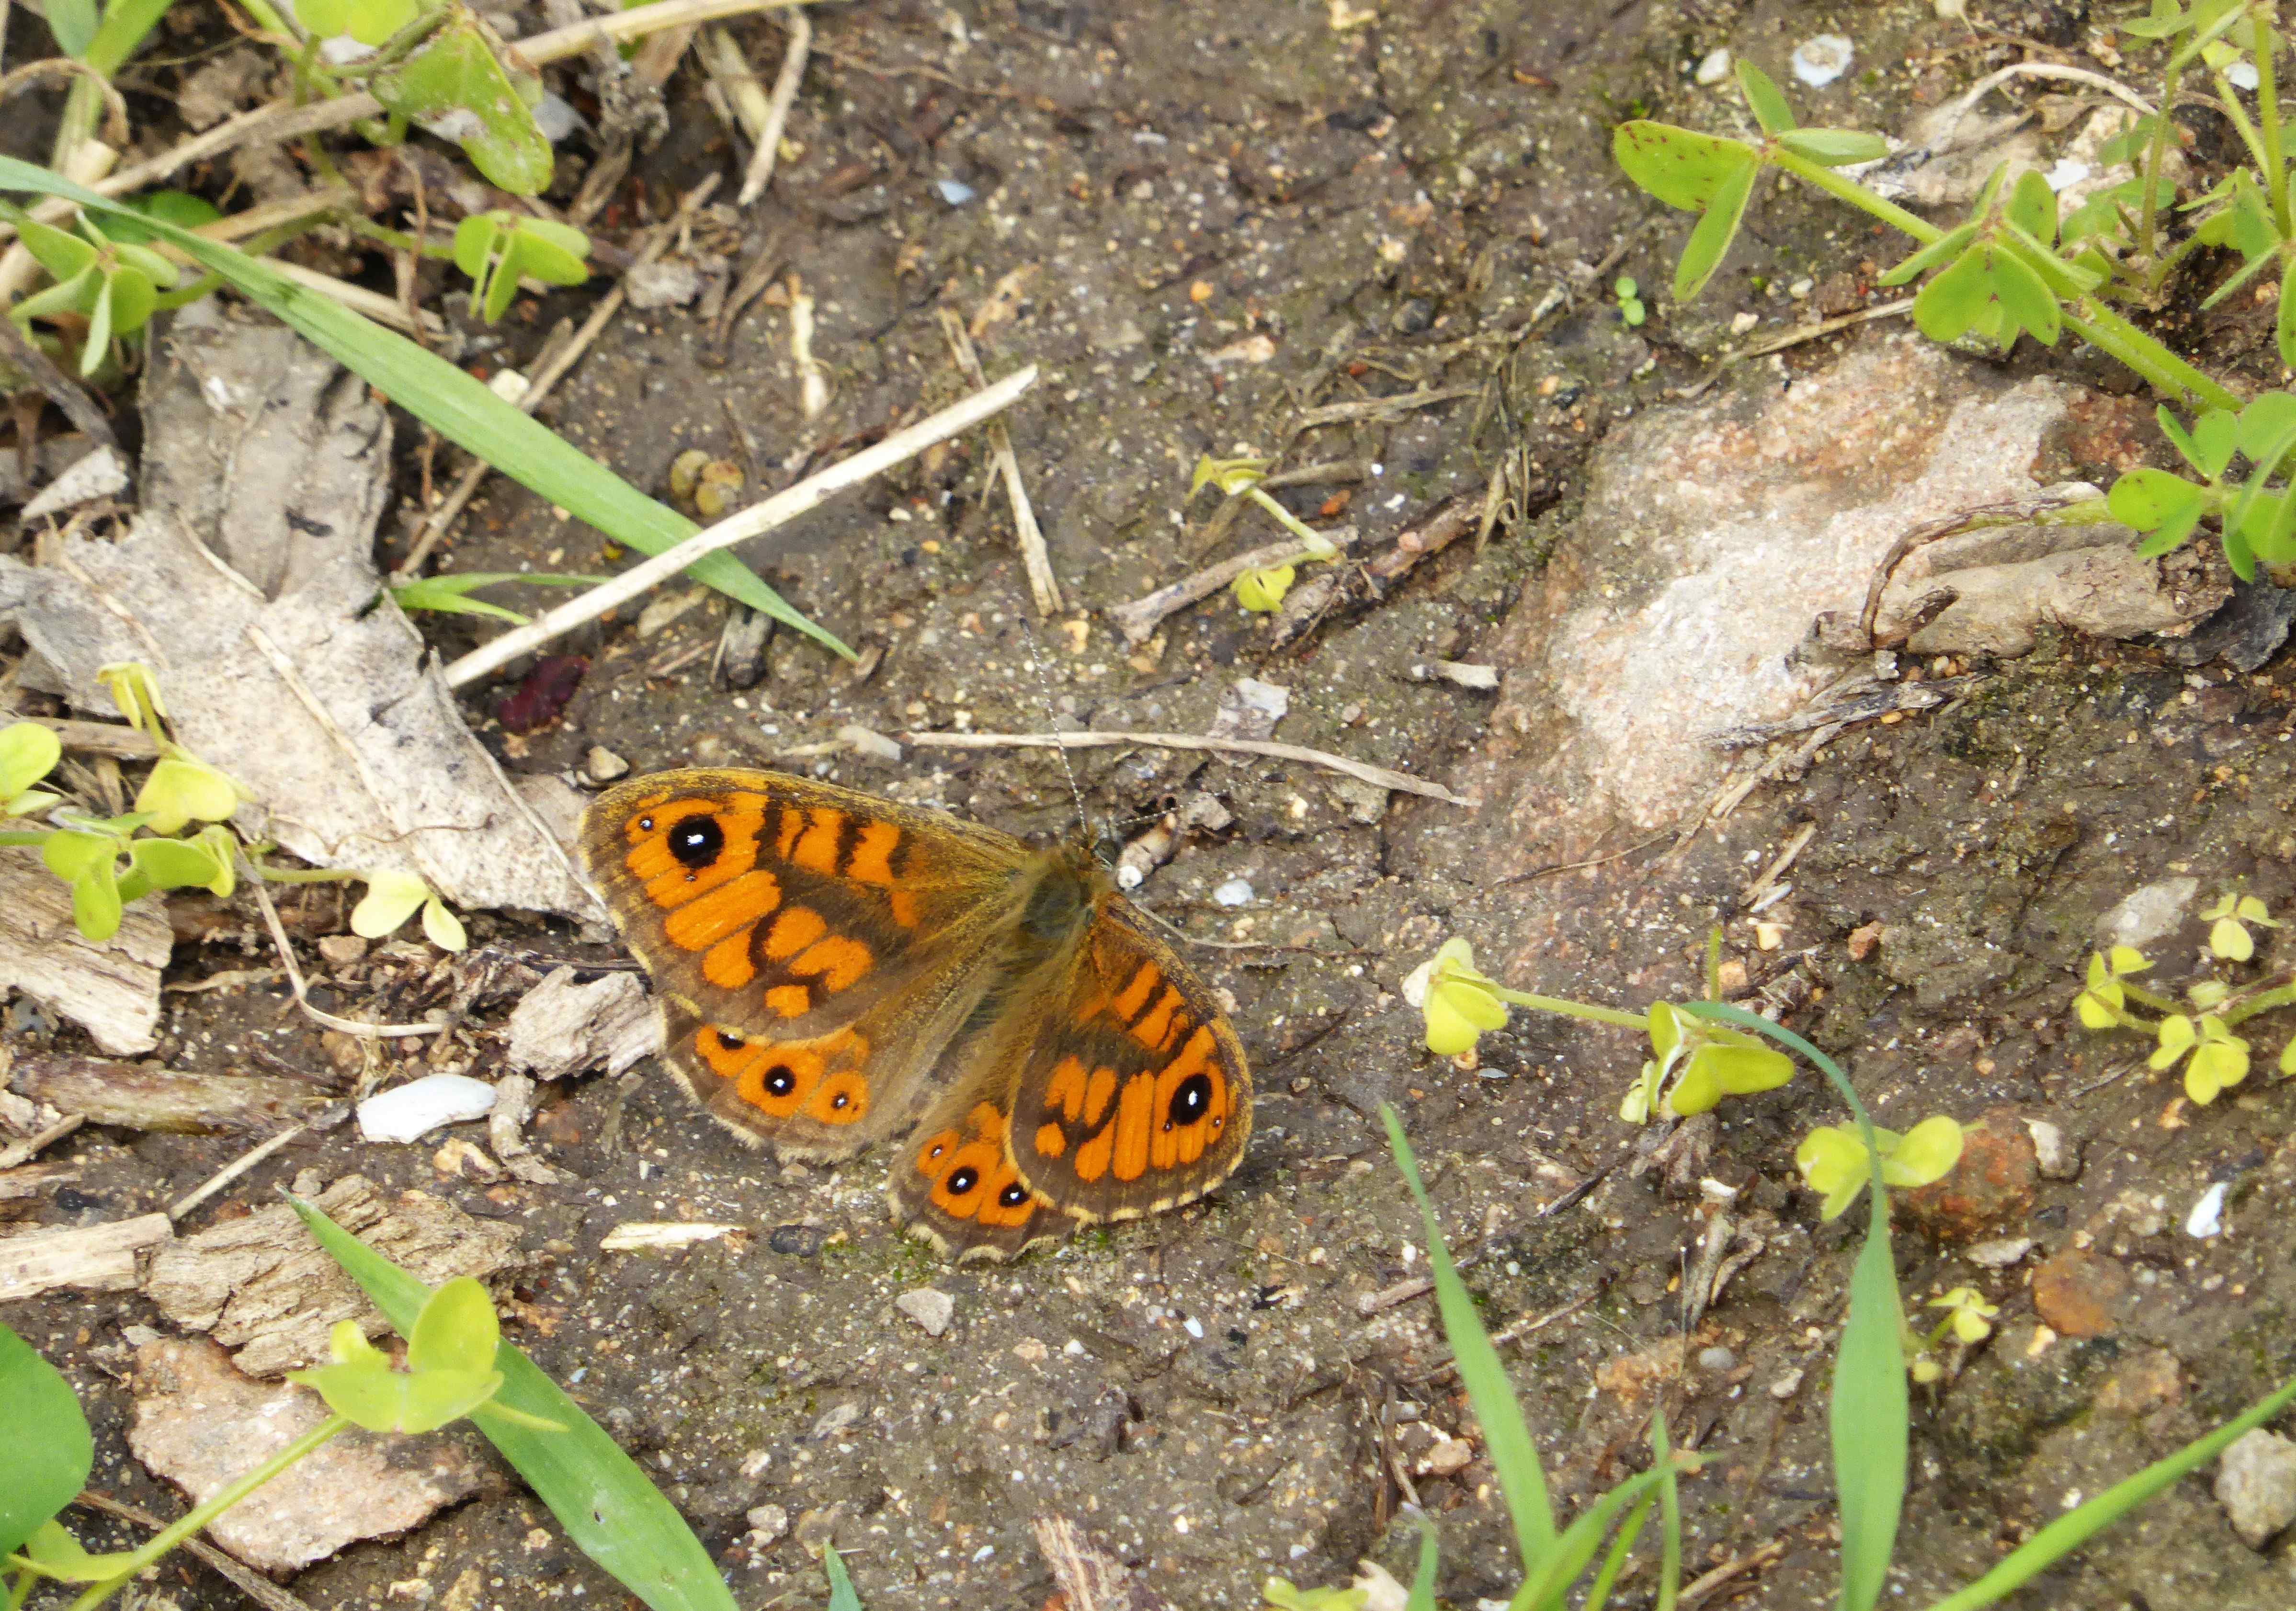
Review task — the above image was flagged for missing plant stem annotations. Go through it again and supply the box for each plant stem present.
[244,859,359,885]
[2139,58,2185,265]
[68,1415,351,1611]
[1491,987,1648,1032]
[2223,981,2296,1027]
[2119,980,2181,1015]
[2062,304,2243,411]
[1769,148,1942,245]
[2259,15,2290,236]
[7,1565,35,1611]
[340,214,457,261]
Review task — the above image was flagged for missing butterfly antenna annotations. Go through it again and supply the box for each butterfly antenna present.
[1016,611,1096,845]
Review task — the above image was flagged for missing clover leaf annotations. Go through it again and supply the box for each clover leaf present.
[0,722,63,817]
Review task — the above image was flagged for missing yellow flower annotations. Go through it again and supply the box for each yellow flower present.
[1401,938,1509,1056]
[2202,893,2277,961]
[1795,1116,1964,1220]
[1929,1286,1999,1344]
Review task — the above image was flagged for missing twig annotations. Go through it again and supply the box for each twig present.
[1292,385,1479,430]
[1672,297,1915,402]
[0,1113,83,1171]
[900,728,1469,805]
[1500,830,1671,885]
[1107,526,1358,645]
[73,1491,322,1611]
[1416,1291,1601,1384]
[392,174,722,579]
[0,303,117,450]
[938,308,1062,614]
[1857,483,2107,647]
[245,876,442,1039]
[0,714,155,760]
[737,7,811,205]
[1939,60,2159,134]
[168,1114,329,1221]
[0,0,820,250]
[1677,1541,1786,1611]
[442,365,1038,687]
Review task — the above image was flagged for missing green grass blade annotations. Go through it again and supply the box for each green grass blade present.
[1653,1412,1682,1611]
[1508,1465,1680,1611]
[0,157,852,662]
[0,1324,93,1559]
[1381,1106,1557,1569]
[823,1546,864,1611]
[1831,1201,1908,1611]
[1405,1518,1439,1611]
[1580,1497,1651,1611]
[1921,1373,2296,1611]
[288,1197,738,1611]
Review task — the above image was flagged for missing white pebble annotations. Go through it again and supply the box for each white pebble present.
[2229,61,2260,91]
[1182,1316,1204,1339]
[934,178,977,205]
[1212,877,1255,907]
[357,1073,498,1143]
[894,1288,955,1337]
[1790,34,1853,87]
[1698,1345,1737,1372]
[2186,1181,2229,1238]
[1695,48,1731,85]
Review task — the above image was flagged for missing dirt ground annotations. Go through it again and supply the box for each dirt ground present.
[13,0,2296,1608]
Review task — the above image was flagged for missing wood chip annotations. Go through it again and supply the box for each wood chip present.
[0,1212,172,1300]
[0,847,170,1053]
[1031,1514,1174,1611]
[12,1055,326,1134]
[143,1174,520,1375]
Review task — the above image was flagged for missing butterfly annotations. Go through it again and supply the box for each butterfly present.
[576,768,1252,1260]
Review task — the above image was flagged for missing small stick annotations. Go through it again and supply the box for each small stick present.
[392,175,722,579]
[0,0,819,249]
[1672,297,1915,402]
[74,1491,322,1611]
[938,308,1062,614]
[1107,526,1357,646]
[1857,482,2108,647]
[737,7,811,205]
[168,1114,326,1221]
[0,1113,84,1171]
[245,876,442,1039]
[0,309,116,451]
[900,727,1468,805]
[1292,385,1479,430]
[442,365,1038,687]
[1678,1541,1787,1611]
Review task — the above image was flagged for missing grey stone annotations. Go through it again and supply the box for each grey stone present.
[2216,1429,2296,1548]
[896,1287,956,1337]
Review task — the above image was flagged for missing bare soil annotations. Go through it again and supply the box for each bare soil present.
[12,2,2296,1609]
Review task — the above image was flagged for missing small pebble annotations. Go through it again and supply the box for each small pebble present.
[1212,878,1255,907]
[746,1504,789,1546]
[1697,1346,1737,1372]
[2026,1119,2080,1180]
[624,260,701,310]
[933,178,977,205]
[1417,1437,1474,1477]
[2217,1429,2296,1548]
[1181,1316,1205,1339]
[357,1073,498,1144]
[318,934,369,968]
[584,745,630,783]
[1789,34,1853,87]
[2186,1181,2228,1238]
[1694,47,1731,85]
[1965,1236,2035,1268]
[2096,878,2197,950]
[1768,1368,1805,1400]
[894,1288,954,1337]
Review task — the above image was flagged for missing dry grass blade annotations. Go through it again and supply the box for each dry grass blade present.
[939,308,1062,614]
[900,728,1468,804]
[442,365,1037,688]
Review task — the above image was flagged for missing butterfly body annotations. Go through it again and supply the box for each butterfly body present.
[577,768,1251,1259]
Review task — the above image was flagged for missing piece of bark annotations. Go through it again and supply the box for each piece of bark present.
[1031,1514,1174,1611]
[0,1212,173,1300]
[12,1055,325,1134]
[503,966,660,1080]
[0,1160,81,1205]
[142,1174,520,1375]
[128,1338,489,1573]
[0,847,170,1054]
[0,300,601,923]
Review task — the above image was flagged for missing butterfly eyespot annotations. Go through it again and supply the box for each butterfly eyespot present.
[998,1182,1030,1208]
[830,1090,851,1110]
[709,1027,744,1053]
[763,1062,799,1097]
[1166,1072,1214,1130]
[946,1165,979,1195]
[637,815,654,830]
[668,815,725,870]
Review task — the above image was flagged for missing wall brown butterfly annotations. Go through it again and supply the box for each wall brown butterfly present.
[578,768,1252,1259]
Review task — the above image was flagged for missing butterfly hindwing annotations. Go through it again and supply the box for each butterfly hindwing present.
[888,1073,1072,1262]
[999,892,1252,1224]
